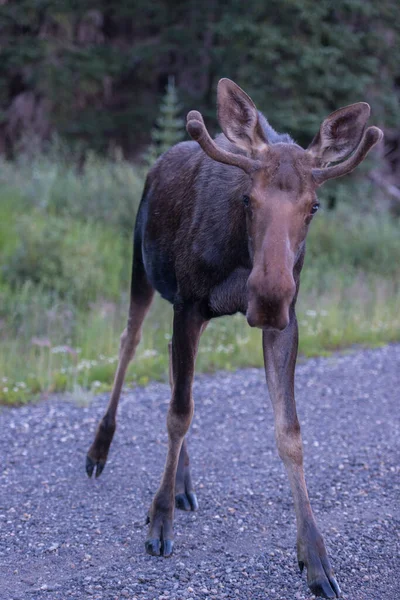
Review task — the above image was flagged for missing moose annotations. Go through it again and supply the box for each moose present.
[86,79,383,598]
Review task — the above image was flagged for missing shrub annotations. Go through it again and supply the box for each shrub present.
[2,213,128,305]
[0,147,145,235]
[306,208,400,280]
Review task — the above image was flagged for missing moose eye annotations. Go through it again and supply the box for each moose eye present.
[310,202,320,215]
[243,195,250,207]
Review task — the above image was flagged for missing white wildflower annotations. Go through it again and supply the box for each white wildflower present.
[141,349,158,359]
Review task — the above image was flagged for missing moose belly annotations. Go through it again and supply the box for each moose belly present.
[142,240,177,304]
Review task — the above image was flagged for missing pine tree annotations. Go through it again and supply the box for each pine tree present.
[144,77,185,167]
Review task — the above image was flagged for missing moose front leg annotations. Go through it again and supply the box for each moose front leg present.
[145,303,205,557]
[262,313,341,599]
[168,341,200,512]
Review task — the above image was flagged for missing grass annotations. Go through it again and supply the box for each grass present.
[0,150,399,405]
[1,275,399,406]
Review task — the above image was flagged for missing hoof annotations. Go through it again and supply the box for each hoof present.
[298,527,341,598]
[145,538,174,558]
[146,494,174,559]
[145,538,161,556]
[161,539,174,557]
[309,576,341,598]
[86,454,106,478]
[86,417,115,478]
[175,491,199,511]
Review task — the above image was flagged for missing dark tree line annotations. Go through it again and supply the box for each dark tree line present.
[0,0,399,182]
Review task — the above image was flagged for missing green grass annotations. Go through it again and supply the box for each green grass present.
[1,274,399,406]
[0,151,399,405]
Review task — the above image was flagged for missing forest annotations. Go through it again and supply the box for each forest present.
[0,1,399,156]
[0,0,399,404]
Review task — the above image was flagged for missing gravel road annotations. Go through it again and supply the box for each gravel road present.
[1,345,399,600]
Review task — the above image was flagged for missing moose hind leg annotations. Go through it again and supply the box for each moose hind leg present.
[86,255,154,478]
[175,438,199,511]
[146,304,205,557]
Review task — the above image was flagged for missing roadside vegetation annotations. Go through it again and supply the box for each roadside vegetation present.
[1,2,399,405]
[1,140,399,405]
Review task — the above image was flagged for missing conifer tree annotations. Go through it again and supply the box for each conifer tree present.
[144,77,185,166]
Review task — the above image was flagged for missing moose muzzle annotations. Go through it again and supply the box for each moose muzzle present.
[246,271,296,331]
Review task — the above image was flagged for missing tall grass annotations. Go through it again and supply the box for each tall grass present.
[0,146,144,234]
[0,150,399,405]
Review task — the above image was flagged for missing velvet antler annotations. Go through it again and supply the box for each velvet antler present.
[186,110,261,174]
[312,126,384,185]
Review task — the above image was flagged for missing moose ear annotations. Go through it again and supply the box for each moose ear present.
[308,103,371,165]
[217,78,268,154]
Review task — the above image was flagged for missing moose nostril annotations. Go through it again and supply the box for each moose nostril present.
[246,276,258,296]
[246,303,290,331]
[246,310,258,328]
[246,281,294,330]
[274,308,290,331]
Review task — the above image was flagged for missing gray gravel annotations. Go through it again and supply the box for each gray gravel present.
[1,344,399,600]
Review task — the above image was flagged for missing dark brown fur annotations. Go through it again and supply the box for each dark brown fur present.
[86,79,383,599]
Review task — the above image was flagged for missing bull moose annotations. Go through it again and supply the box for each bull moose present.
[86,79,383,598]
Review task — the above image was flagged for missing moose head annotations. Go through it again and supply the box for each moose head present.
[187,79,383,330]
